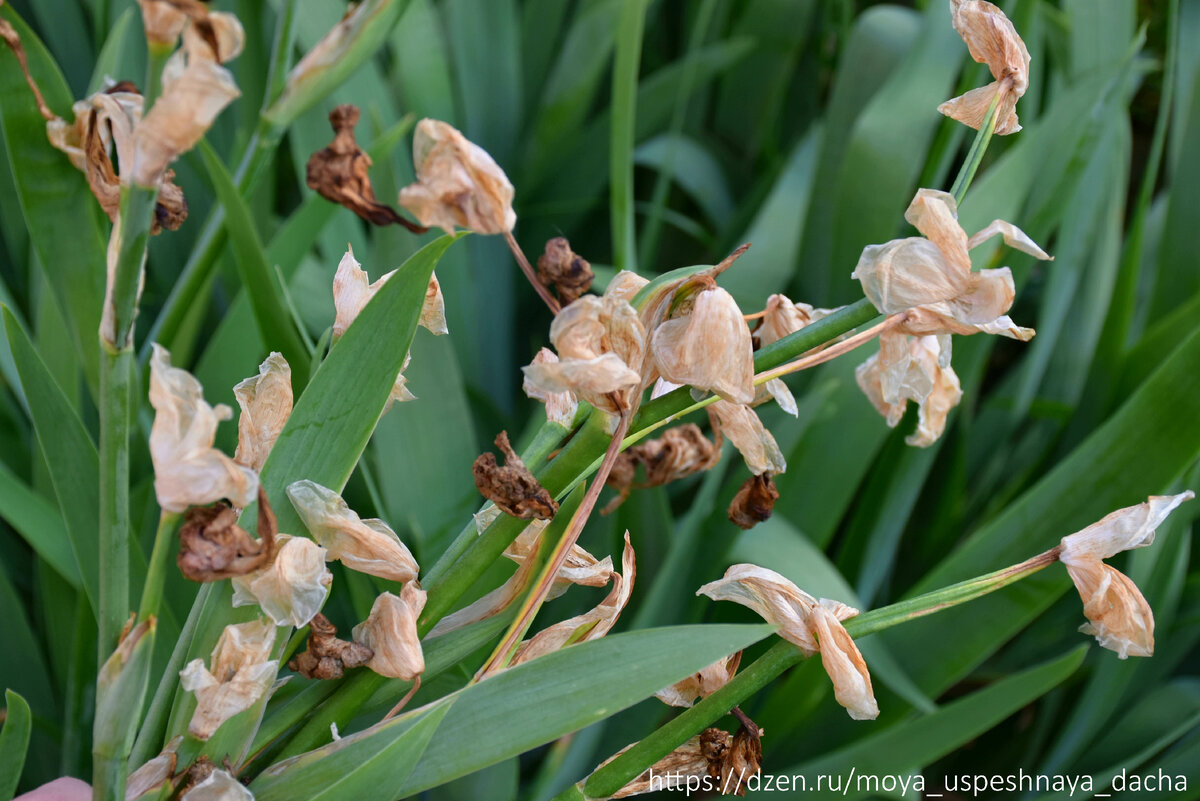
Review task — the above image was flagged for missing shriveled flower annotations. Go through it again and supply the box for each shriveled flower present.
[708,400,786,476]
[353,582,427,681]
[234,352,292,472]
[126,737,181,801]
[178,489,275,582]
[149,344,258,513]
[599,721,762,798]
[652,287,755,405]
[856,333,963,447]
[287,479,418,583]
[179,619,278,740]
[939,0,1030,135]
[523,348,579,428]
[398,119,516,235]
[728,473,780,530]
[288,613,374,680]
[604,423,722,514]
[179,768,254,801]
[655,651,742,708]
[753,294,836,349]
[1059,492,1194,658]
[231,535,332,627]
[698,564,878,720]
[522,285,648,415]
[473,431,559,520]
[136,0,189,48]
[537,236,594,305]
[510,533,635,667]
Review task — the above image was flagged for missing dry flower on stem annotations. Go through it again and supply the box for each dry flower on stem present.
[231,535,332,628]
[603,423,721,514]
[538,236,595,305]
[523,349,579,428]
[288,613,374,680]
[708,401,786,477]
[727,474,779,530]
[939,0,1030,135]
[353,582,427,682]
[233,352,292,472]
[306,104,427,232]
[473,431,559,520]
[1058,492,1194,658]
[179,619,278,741]
[655,652,742,708]
[652,286,756,405]
[178,487,276,581]
[856,333,963,447]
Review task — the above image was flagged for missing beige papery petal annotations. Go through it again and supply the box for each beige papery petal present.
[286,480,418,583]
[708,400,786,476]
[179,619,277,740]
[856,333,962,448]
[233,353,292,472]
[509,533,635,667]
[421,272,449,335]
[353,583,427,680]
[125,737,181,800]
[604,270,651,304]
[651,288,755,405]
[755,294,836,349]
[523,349,579,428]
[136,0,189,47]
[810,601,879,720]
[1058,492,1194,658]
[398,119,516,235]
[939,0,1030,136]
[654,651,742,708]
[149,344,258,513]
[179,769,254,801]
[232,535,332,627]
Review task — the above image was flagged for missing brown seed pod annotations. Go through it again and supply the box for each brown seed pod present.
[728,474,779,530]
[473,432,558,520]
[288,613,374,680]
[177,487,276,581]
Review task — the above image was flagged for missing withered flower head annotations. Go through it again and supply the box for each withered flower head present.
[510,533,635,667]
[939,0,1030,135]
[603,423,721,514]
[306,104,426,232]
[652,287,755,405]
[288,613,374,680]
[234,352,292,472]
[125,737,181,801]
[353,582,427,680]
[537,237,594,305]
[287,479,418,583]
[697,564,878,720]
[602,720,762,798]
[522,285,648,415]
[728,473,780,530]
[398,118,516,235]
[1058,492,1194,658]
[522,348,579,428]
[856,333,963,447]
[179,768,254,801]
[655,651,742,708]
[178,487,276,581]
[708,400,786,476]
[473,431,559,520]
[179,618,278,740]
[149,344,258,513]
[231,534,332,628]
[754,294,836,349]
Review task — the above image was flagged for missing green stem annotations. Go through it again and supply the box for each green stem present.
[573,549,1061,800]
[143,41,172,110]
[949,87,1003,205]
[138,512,182,622]
[609,0,651,272]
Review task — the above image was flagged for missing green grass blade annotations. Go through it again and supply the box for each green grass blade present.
[0,689,32,801]
[0,460,80,588]
[608,0,651,272]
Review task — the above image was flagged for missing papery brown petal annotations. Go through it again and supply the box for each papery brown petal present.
[353,583,427,680]
[904,189,971,273]
[852,238,964,315]
[604,424,719,514]
[1060,492,1194,561]
[728,474,779,530]
[941,0,1029,135]
[708,401,786,476]
[179,619,278,740]
[856,332,961,447]
[652,288,755,405]
[473,431,559,520]
[604,270,650,304]
[966,219,1052,259]
[696,564,821,655]
[288,613,374,680]
[754,294,835,349]
[601,732,723,798]
[522,348,579,428]
[654,651,742,708]
[907,353,962,448]
[179,768,253,801]
[234,352,292,472]
[125,737,181,801]
[177,491,274,582]
[137,0,190,46]
[231,535,332,627]
[811,601,878,720]
[712,720,763,796]
[1063,557,1154,659]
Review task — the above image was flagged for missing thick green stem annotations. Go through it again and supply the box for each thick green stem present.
[949,87,1003,205]
[573,549,1060,799]
[138,512,182,622]
[143,41,172,110]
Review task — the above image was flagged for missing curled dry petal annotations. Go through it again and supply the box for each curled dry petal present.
[1059,493,1194,562]
[523,348,579,428]
[810,601,879,720]
[288,613,374,680]
[654,651,742,708]
[728,473,780,530]
[306,104,426,232]
[652,287,755,405]
[604,424,721,514]
[234,352,292,472]
[149,344,258,513]
[125,737,181,801]
[178,488,275,581]
[231,535,332,627]
[604,270,650,304]
[754,294,836,349]
[179,769,254,801]
[179,619,278,740]
[510,533,636,667]
[137,0,189,47]
[537,236,595,305]
[708,401,786,476]
[856,333,963,448]
[473,431,559,520]
[399,118,516,235]
[939,0,1030,135]
[603,723,762,799]
[287,479,418,583]
[353,583,427,680]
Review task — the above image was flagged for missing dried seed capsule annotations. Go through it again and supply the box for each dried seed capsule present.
[473,431,559,520]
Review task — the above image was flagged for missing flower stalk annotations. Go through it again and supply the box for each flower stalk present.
[948,86,1003,205]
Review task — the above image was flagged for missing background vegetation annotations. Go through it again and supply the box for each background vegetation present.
[1,0,1198,798]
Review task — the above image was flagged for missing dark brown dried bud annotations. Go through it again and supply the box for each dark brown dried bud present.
[84,110,187,233]
[708,712,763,795]
[473,431,558,520]
[178,755,216,797]
[603,424,721,514]
[288,613,374,680]
[728,474,779,530]
[177,487,276,581]
[306,104,426,233]
[537,237,594,305]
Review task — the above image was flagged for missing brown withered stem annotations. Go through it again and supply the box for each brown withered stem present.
[0,18,55,120]
[603,423,721,514]
[306,105,428,233]
[504,231,562,315]
[537,237,594,306]
[177,487,276,581]
[288,613,373,680]
[728,474,779,530]
[473,431,559,520]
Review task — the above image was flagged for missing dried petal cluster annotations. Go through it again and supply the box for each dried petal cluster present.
[652,286,755,405]
[708,401,786,477]
[179,768,253,801]
[601,722,762,798]
[473,432,559,520]
[149,344,258,513]
[180,619,278,740]
[523,348,580,428]
[698,565,878,720]
[1059,492,1193,658]
[604,423,721,513]
[353,582,427,680]
[856,334,962,448]
[288,613,373,680]
[399,119,516,235]
[728,474,780,530]
[939,0,1030,135]
[538,236,595,305]
[233,352,292,472]
[178,489,275,582]
[231,534,332,627]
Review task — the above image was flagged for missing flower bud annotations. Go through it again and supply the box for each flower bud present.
[179,619,277,741]
[353,583,427,680]
[652,287,755,405]
[939,0,1030,135]
[234,352,292,472]
[231,535,332,627]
